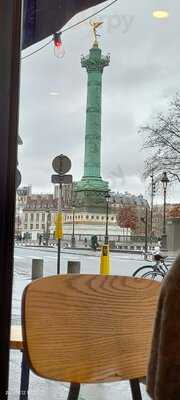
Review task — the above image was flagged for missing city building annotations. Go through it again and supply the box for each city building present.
[152,203,180,238]
[53,183,73,209]
[15,185,32,235]
[17,186,166,246]
[20,191,125,244]
[22,194,57,241]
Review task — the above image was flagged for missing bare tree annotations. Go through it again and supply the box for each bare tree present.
[116,205,138,233]
[140,93,180,184]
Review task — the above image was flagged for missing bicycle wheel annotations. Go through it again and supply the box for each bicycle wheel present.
[132,265,154,278]
[141,270,165,282]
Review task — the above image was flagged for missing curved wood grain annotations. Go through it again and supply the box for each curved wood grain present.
[22,275,160,383]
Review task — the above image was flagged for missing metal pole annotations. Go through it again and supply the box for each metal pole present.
[150,173,154,234]
[72,209,75,237]
[71,207,75,248]
[161,187,167,251]
[67,261,81,400]
[57,183,62,274]
[144,207,148,260]
[45,211,50,246]
[104,201,109,244]
[0,0,22,396]
[163,187,166,235]
[57,239,61,274]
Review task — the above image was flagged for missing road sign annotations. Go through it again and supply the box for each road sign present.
[51,174,72,185]
[16,169,21,189]
[52,154,71,175]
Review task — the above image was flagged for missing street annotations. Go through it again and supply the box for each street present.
[9,246,151,400]
[12,246,152,325]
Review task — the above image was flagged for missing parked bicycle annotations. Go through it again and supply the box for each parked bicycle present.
[132,254,170,281]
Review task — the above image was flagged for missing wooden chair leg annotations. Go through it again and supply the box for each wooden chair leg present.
[129,379,142,400]
[67,383,80,400]
[19,352,30,400]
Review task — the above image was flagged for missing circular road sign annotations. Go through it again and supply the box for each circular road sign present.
[52,154,71,175]
[16,169,22,189]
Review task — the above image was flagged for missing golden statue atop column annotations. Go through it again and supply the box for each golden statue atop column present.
[90,21,103,47]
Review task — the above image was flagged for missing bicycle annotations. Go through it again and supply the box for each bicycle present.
[132,254,170,281]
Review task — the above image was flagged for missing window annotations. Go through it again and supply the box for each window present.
[30,224,33,230]
[25,214,28,222]
[42,224,45,229]
[36,224,39,229]
[42,213,45,221]
[96,216,99,220]
[101,216,104,220]
[36,213,39,221]
[111,217,114,221]
[91,216,94,219]
[30,213,34,221]
[24,224,27,230]
[86,215,89,219]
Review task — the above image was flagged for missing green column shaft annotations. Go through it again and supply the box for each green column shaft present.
[81,46,110,180]
[84,70,102,177]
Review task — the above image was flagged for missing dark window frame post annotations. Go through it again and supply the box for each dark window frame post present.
[0,0,22,397]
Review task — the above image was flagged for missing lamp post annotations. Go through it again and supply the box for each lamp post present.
[150,172,156,236]
[71,203,76,248]
[141,205,148,260]
[45,210,51,246]
[161,171,169,251]
[104,192,111,245]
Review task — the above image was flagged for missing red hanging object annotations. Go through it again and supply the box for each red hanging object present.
[53,32,65,58]
[54,32,62,48]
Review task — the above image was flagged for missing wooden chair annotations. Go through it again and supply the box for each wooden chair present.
[21,274,160,400]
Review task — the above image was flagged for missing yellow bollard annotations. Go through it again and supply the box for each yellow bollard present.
[100,244,111,275]
[55,211,63,240]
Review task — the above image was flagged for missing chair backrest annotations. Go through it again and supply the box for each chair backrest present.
[22,274,160,384]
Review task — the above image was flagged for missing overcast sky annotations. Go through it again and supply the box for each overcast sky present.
[19,0,180,204]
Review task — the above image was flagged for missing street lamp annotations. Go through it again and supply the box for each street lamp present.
[161,171,169,251]
[45,210,51,246]
[71,203,76,248]
[141,205,148,260]
[150,172,156,236]
[104,192,111,245]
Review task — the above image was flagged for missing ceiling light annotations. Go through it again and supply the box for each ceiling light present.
[153,10,169,19]
[50,92,60,96]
